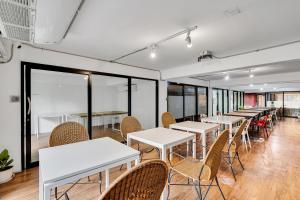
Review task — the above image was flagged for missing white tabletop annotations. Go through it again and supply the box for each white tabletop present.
[39,137,140,184]
[170,121,219,133]
[237,110,263,113]
[127,127,195,149]
[201,115,244,124]
[225,112,258,118]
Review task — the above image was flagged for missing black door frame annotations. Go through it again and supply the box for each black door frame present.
[21,61,159,169]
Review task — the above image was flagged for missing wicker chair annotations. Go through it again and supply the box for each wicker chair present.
[99,160,168,200]
[167,130,229,200]
[161,112,176,128]
[49,122,101,199]
[222,120,247,181]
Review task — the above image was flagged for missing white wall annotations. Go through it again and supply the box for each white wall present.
[0,45,160,172]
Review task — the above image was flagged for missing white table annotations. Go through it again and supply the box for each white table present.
[169,121,219,158]
[39,137,140,200]
[201,116,244,140]
[127,127,196,200]
[225,112,258,118]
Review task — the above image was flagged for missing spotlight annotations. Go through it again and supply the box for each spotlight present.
[249,74,254,78]
[185,31,192,48]
[260,88,264,91]
[150,44,157,58]
[224,74,230,80]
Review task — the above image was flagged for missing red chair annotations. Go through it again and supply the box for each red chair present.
[252,116,269,139]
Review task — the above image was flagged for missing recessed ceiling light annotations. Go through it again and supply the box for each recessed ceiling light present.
[264,83,268,86]
[224,74,230,80]
[273,87,277,90]
[249,74,254,78]
[249,84,253,87]
[260,88,264,91]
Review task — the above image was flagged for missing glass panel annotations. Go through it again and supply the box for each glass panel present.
[224,90,228,113]
[237,92,241,109]
[168,84,184,120]
[284,92,300,117]
[184,86,196,120]
[212,89,218,116]
[132,79,156,129]
[218,89,223,114]
[233,92,238,111]
[266,92,283,108]
[229,90,233,112]
[31,69,88,162]
[91,75,128,141]
[197,87,207,116]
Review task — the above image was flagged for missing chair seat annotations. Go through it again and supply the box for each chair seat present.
[171,157,210,180]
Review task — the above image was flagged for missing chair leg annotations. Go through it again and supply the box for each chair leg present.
[215,177,226,200]
[167,170,172,200]
[228,154,236,181]
[246,131,251,148]
[55,187,58,199]
[98,172,102,194]
[192,181,202,200]
[64,193,69,200]
[236,152,244,170]
[203,179,213,200]
[242,134,248,152]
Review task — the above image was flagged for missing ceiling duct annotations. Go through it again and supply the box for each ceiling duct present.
[0,0,34,42]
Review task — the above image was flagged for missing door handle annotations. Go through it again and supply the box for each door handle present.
[27,97,31,115]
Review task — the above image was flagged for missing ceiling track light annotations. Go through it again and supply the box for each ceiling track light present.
[112,26,197,62]
[149,44,157,59]
[185,31,192,48]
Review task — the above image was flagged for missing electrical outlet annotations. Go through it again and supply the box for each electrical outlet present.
[10,95,20,103]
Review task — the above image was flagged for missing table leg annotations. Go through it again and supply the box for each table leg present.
[193,136,196,159]
[135,157,140,166]
[170,146,173,161]
[105,169,110,189]
[127,161,131,170]
[202,132,206,159]
[161,147,167,200]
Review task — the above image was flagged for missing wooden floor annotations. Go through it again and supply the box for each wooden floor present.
[1,118,300,200]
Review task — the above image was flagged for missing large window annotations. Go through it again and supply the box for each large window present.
[284,92,300,117]
[167,82,208,121]
[212,88,229,115]
[266,92,283,108]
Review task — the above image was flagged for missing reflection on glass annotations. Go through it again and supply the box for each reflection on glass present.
[197,87,207,115]
[229,91,233,112]
[184,86,196,120]
[91,75,128,141]
[218,89,223,114]
[284,92,300,117]
[168,84,184,120]
[31,70,88,162]
[212,89,218,116]
[233,92,238,111]
[132,79,156,129]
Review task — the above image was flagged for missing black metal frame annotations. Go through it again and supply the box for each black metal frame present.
[21,61,159,169]
[167,82,208,121]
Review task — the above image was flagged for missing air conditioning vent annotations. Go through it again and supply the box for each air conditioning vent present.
[0,0,34,42]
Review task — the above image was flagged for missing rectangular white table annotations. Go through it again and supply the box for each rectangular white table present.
[127,127,196,200]
[39,137,140,200]
[225,112,259,118]
[169,121,219,158]
[201,116,244,140]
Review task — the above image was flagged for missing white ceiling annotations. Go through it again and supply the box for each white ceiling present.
[35,0,300,70]
[194,60,300,81]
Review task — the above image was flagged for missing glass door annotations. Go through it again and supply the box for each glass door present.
[197,87,207,118]
[25,67,88,167]
[184,86,196,121]
[167,84,184,121]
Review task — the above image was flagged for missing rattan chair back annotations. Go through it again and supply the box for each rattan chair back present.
[99,160,168,200]
[49,122,89,147]
[120,116,142,140]
[161,112,176,128]
[231,120,248,151]
[202,130,229,181]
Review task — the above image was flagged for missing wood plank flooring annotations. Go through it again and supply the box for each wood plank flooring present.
[1,118,300,200]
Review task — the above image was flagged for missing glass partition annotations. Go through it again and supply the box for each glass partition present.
[224,90,228,113]
[168,84,184,120]
[212,89,218,116]
[184,86,196,120]
[197,87,207,116]
[91,75,128,141]
[266,92,283,108]
[229,90,233,112]
[257,94,266,107]
[132,79,156,129]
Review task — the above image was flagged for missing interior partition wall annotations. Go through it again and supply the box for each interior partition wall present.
[21,62,158,169]
[167,82,208,121]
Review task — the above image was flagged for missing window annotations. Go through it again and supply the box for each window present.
[266,92,283,108]
[284,92,300,117]
[167,83,208,121]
